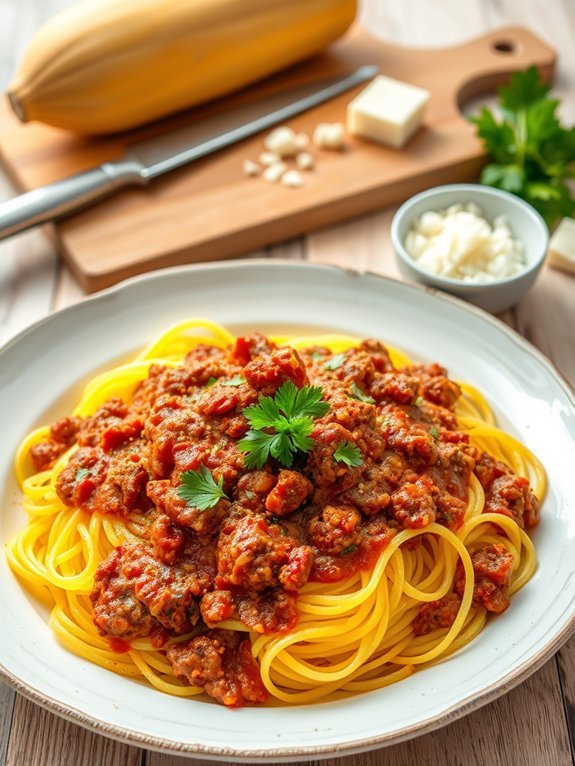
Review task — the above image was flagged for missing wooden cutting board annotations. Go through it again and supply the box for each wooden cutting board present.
[0,25,555,292]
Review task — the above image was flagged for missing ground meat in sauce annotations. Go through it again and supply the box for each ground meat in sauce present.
[455,543,515,613]
[30,416,82,472]
[412,593,462,636]
[167,629,268,706]
[31,332,539,706]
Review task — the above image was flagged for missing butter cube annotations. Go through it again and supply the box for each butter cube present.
[548,217,575,274]
[347,75,430,149]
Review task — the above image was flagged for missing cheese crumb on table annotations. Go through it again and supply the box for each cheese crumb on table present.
[242,159,261,177]
[404,203,525,282]
[262,162,287,183]
[347,75,430,149]
[312,123,345,149]
[264,126,298,157]
[296,152,314,170]
[547,217,575,274]
[281,170,304,188]
[259,151,281,166]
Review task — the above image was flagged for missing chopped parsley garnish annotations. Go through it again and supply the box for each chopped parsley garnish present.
[333,441,363,468]
[221,375,246,387]
[349,381,375,405]
[414,396,424,407]
[205,376,217,388]
[177,466,229,510]
[430,426,440,439]
[323,353,346,371]
[311,351,324,361]
[75,468,91,482]
[238,381,329,469]
[340,544,358,556]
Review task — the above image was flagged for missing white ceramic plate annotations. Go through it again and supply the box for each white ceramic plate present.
[1,261,574,762]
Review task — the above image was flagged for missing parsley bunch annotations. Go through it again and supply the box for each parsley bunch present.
[472,66,575,226]
[239,381,329,469]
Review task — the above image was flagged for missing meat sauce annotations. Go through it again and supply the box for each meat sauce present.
[33,334,539,706]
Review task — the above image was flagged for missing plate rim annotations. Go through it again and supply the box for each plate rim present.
[1,259,574,760]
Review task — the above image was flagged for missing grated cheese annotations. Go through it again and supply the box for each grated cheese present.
[404,203,525,282]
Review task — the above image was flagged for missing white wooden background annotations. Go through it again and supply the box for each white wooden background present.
[1,0,574,764]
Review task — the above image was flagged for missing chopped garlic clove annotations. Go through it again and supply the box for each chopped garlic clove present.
[264,126,298,157]
[312,122,345,149]
[262,162,287,183]
[259,151,281,166]
[296,152,314,170]
[242,159,261,177]
[281,170,304,188]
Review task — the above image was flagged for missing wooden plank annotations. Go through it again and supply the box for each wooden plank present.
[5,696,142,766]
[146,754,309,766]
[0,175,58,347]
[0,684,15,766]
[0,25,555,292]
[557,635,575,760]
[267,240,306,261]
[307,208,398,276]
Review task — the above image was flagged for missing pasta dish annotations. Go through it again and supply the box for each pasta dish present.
[7,320,544,706]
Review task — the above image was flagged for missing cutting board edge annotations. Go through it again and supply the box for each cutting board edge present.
[66,153,487,293]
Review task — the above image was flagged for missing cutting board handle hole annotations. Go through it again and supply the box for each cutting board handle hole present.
[491,39,520,55]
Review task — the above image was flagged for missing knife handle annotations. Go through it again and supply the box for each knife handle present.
[0,160,147,241]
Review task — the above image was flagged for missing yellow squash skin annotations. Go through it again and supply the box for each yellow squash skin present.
[7,0,357,134]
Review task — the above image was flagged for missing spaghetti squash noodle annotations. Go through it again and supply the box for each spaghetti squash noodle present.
[7,320,544,706]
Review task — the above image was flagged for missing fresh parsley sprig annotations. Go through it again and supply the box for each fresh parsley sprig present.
[471,66,575,226]
[221,375,246,387]
[349,381,375,405]
[333,441,363,468]
[323,353,345,371]
[177,466,229,510]
[238,381,329,469]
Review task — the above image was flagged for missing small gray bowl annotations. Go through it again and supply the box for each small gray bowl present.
[391,184,548,313]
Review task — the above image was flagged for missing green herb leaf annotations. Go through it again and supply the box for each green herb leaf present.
[499,66,550,112]
[349,381,375,405]
[177,466,229,510]
[471,66,575,226]
[323,353,346,371]
[430,426,440,439]
[414,396,424,407]
[238,381,329,468]
[333,441,363,468]
[205,376,217,388]
[75,468,91,482]
[311,351,324,361]
[221,375,246,387]
[340,544,358,556]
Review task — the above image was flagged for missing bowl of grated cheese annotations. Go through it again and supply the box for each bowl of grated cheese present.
[391,184,548,313]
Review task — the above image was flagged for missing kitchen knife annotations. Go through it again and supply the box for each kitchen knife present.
[0,65,378,241]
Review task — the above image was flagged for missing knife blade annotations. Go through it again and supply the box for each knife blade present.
[0,65,378,241]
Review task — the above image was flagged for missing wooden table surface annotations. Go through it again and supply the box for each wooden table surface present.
[1,0,574,764]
